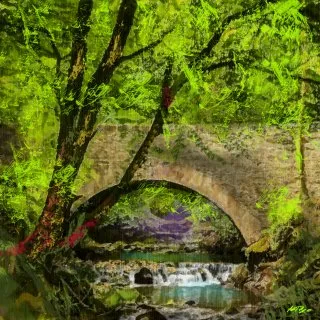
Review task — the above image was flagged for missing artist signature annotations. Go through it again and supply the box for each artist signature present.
[287,305,313,314]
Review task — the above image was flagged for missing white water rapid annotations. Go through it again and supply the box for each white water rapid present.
[130,262,235,287]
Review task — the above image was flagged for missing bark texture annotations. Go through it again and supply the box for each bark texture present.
[70,62,174,225]
[28,0,137,259]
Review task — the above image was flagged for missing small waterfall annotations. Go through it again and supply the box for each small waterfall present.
[130,262,235,287]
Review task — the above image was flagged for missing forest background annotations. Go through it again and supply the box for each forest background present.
[0,0,320,319]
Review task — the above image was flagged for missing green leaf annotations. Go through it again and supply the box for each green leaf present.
[0,267,18,299]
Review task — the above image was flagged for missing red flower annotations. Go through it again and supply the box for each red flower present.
[84,219,97,228]
[0,218,99,255]
[68,231,85,248]
[6,242,25,256]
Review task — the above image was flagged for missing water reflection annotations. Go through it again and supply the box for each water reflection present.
[136,284,257,309]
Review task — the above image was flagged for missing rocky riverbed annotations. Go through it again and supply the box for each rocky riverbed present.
[88,258,266,320]
[118,304,264,320]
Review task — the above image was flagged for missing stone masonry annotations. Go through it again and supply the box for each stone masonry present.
[74,124,320,245]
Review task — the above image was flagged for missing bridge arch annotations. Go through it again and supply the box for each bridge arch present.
[94,179,248,245]
[137,163,265,245]
[76,163,266,245]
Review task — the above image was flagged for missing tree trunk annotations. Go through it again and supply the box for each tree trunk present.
[70,62,174,225]
[28,0,137,259]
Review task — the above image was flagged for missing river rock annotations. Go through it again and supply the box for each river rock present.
[224,305,239,315]
[239,303,263,318]
[200,270,207,281]
[230,263,249,288]
[209,263,220,277]
[243,266,274,295]
[136,310,167,320]
[134,267,153,285]
[159,268,168,282]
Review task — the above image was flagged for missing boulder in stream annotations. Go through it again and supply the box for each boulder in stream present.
[230,263,249,288]
[134,267,153,285]
[136,309,167,320]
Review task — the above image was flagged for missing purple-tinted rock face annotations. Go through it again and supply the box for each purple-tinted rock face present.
[96,207,194,243]
[138,207,193,241]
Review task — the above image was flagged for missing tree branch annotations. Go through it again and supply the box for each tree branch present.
[117,61,173,186]
[70,62,173,224]
[56,0,94,160]
[64,0,93,107]
[171,58,237,95]
[251,65,320,85]
[205,60,235,72]
[74,0,138,149]
[197,0,279,61]
[38,26,62,75]
[117,29,173,64]
[298,76,320,85]
[87,0,138,88]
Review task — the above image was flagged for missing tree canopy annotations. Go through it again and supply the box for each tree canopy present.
[0,0,319,255]
[1,0,320,318]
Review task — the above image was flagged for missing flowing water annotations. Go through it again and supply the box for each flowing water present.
[135,284,253,309]
[128,262,256,309]
[129,262,235,286]
[95,252,259,313]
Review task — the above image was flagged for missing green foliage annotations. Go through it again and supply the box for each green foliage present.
[295,242,320,280]
[103,184,241,243]
[0,265,40,320]
[0,227,15,251]
[1,0,319,235]
[0,154,54,234]
[0,266,18,299]
[116,288,140,302]
[264,279,320,319]
[245,236,270,255]
[94,286,140,308]
[0,255,64,319]
[0,0,66,233]
[256,186,302,232]
[0,0,319,317]
[258,224,320,318]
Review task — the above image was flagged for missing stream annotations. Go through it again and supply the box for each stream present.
[129,262,256,309]
[93,252,261,319]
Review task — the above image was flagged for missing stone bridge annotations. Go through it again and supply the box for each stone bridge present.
[74,124,320,245]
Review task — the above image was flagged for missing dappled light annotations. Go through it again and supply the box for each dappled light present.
[1,0,320,319]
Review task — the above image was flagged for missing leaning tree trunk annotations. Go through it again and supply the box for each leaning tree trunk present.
[69,61,174,227]
[27,0,137,259]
